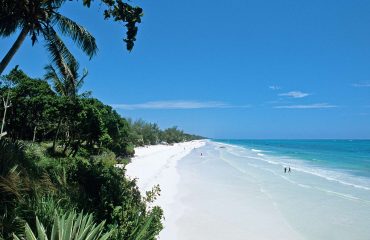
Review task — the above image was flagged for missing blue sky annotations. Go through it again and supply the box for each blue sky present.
[1,0,370,138]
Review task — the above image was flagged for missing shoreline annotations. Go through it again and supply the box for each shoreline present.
[124,140,206,239]
[124,140,302,240]
[124,140,370,240]
[124,140,303,239]
[173,141,304,240]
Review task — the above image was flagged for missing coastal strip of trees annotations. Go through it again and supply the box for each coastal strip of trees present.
[0,67,203,155]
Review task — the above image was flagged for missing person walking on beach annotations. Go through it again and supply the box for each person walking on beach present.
[288,167,291,173]
[284,167,287,173]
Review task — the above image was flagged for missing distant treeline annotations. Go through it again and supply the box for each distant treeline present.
[128,119,204,147]
[0,68,204,157]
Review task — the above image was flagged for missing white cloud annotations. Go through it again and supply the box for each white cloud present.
[274,103,337,109]
[278,91,310,98]
[111,100,249,110]
[352,83,370,87]
[269,85,281,90]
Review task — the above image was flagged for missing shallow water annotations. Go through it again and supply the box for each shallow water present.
[174,141,370,240]
[217,139,370,187]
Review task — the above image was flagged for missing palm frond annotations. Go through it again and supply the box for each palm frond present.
[44,64,67,96]
[43,27,77,81]
[0,166,23,201]
[76,68,88,93]
[0,139,25,175]
[67,60,80,83]
[53,13,98,59]
[39,173,57,194]
[0,18,21,37]
[0,1,22,36]
[49,0,68,9]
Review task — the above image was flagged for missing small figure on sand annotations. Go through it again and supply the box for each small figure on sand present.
[288,167,291,173]
[284,167,287,173]
[201,152,203,156]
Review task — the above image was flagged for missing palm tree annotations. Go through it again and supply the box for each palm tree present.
[44,61,87,98]
[0,0,97,75]
[44,61,88,153]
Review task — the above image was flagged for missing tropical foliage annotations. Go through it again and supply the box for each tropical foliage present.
[0,136,164,240]
[0,0,97,75]
[13,212,112,240]
[0,0,142,75]
[0,1,203,238]
[128,119,203,146]
[0,68,202,239]
[0,68,203,155]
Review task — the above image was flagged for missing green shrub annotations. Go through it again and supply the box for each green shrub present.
[14,211,112,240]
[0,139,26,175]
[125,143,135,157]
[0,140,163,240]
[67,160,163,240]
[91,151,117,168]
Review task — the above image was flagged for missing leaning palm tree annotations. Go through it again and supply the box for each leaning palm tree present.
[0,0,97,75]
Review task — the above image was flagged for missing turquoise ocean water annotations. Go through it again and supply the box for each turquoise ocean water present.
[176,140,370,239]
[216,139,370,190]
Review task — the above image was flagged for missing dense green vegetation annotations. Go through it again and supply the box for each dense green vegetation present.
[0,67,202,239]
[128,119,203,146]
[0,68,202,155]
[0,137,163,240]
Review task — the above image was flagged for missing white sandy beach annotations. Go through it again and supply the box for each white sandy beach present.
[125,140,206,239]
[125,140,303,240]
[125,140,370,240]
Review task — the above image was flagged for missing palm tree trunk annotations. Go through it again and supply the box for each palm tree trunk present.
[0,27,29,75]
[0,104,7,138]
[32,125,37,142]
[0,92,11,139]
